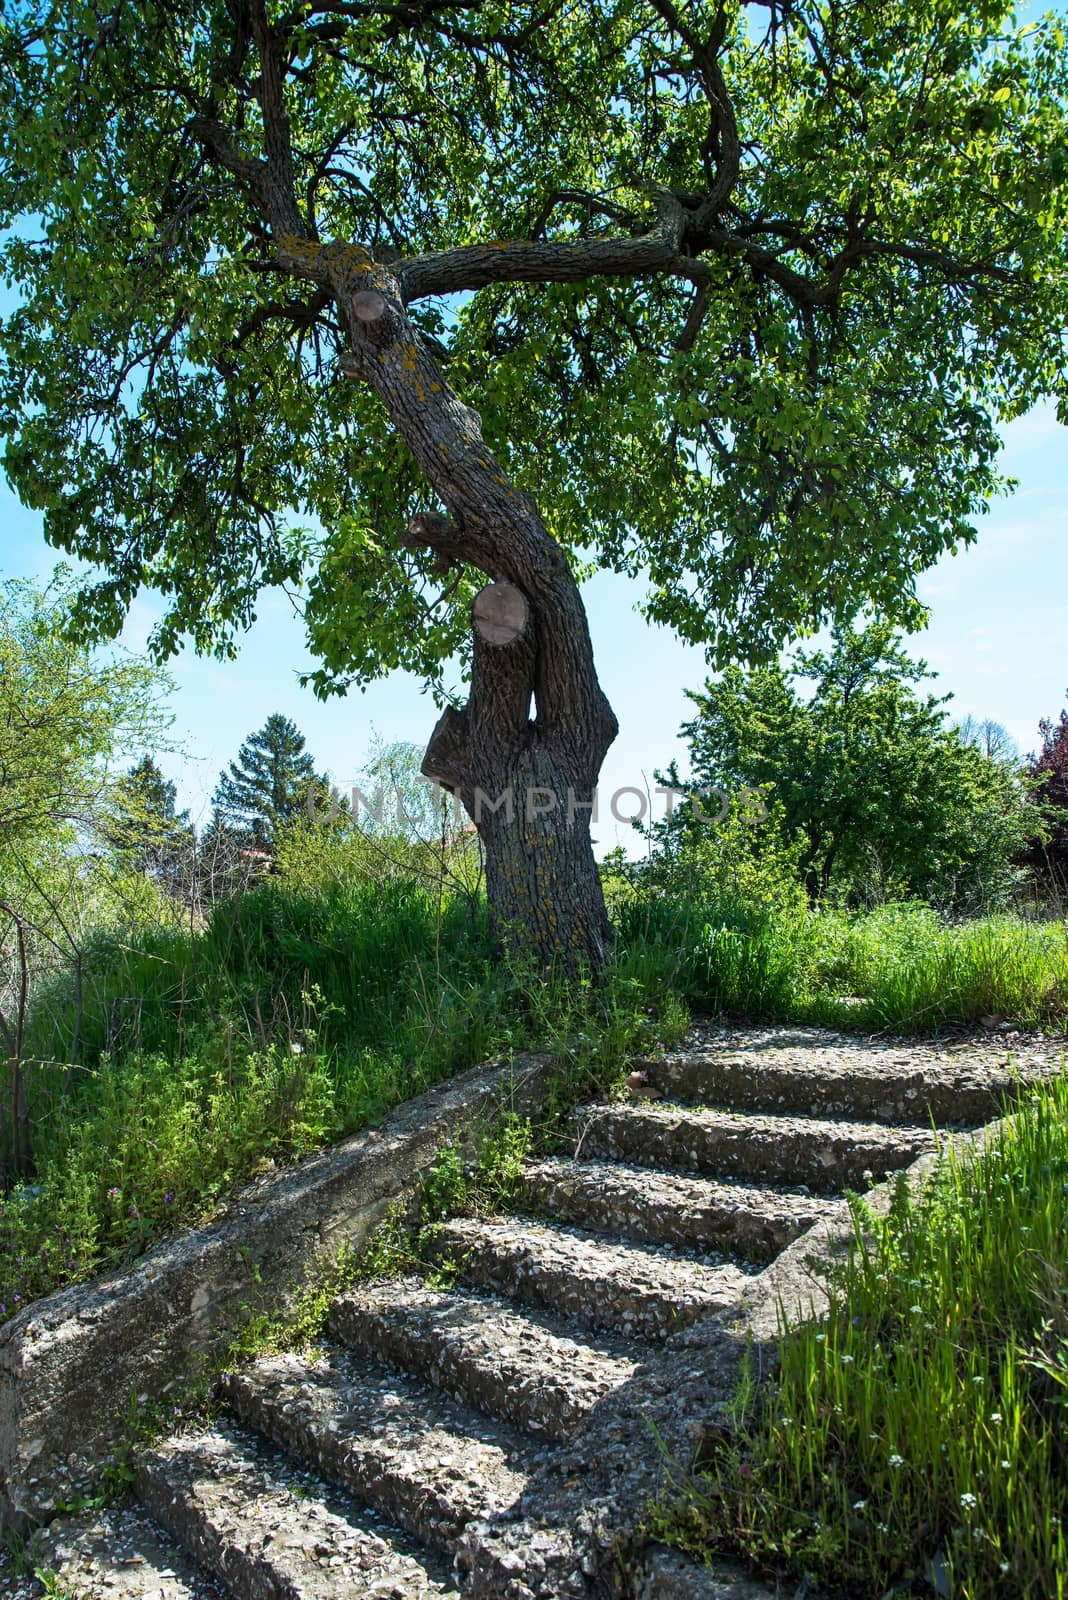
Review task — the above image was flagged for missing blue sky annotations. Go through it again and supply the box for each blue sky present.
[2,394,1065,856]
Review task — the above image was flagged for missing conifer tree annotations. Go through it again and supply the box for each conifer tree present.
[212,714,321,851]
[105,756,194,888]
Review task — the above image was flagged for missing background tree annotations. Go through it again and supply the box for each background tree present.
[213,713,322,852]
[0,575,172,1182]
[0,575,168,854]
[2,0,1066,968]
[195,806,261,905]
[957,716,1019,765]
[357,738,465,843]
[104,755,195,893]
[666,623,1038,911]
[1024,701,1068,900]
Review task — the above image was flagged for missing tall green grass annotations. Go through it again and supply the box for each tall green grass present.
[654,1076,1068,1599]
[1,876,676,1323]
[816,904,1068,1032]
[615,896,1068,1033]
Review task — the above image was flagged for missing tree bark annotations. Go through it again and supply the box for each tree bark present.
[322,258,618,970]
[0,902,33,1186]
[424,621,614,972]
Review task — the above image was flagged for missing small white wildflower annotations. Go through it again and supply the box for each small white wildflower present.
[960,1492,978,1510]
[1000,1563,1010,1573]
[990,1413,1003,1423]
[889,1453,904,1468]
[841,1353,854,1364]
[972,1375,984,1384]
[853,1499,867,1511]
[877,1522,889,1533]
[1001,1460,1011,1469]
[814,1333,826,1342]
[910,1304,923,1314]
[973,1528,985,1541]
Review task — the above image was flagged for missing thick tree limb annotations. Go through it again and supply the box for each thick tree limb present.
[248,0,307,238]
[187,115,268,192]
[396,215,700,303]
[395,210,1026,311]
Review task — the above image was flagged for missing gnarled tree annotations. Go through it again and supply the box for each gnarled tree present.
[1,0,1065,969]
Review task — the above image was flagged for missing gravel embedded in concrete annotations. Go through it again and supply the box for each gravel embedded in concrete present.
[429,1215,751,1338]
[572,1101,938,1191]
[637,1021,1064,1126]
[137,1418,460,1597]
[330,1279,636,1440]
[516,1156,837,1262]
[27,1502,228,1598]
[221,1347,534,1551]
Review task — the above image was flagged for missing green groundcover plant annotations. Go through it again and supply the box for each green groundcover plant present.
[654,1075,1068,1599]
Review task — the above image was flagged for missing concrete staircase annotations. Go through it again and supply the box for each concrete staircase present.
[30,1026,1055,1599]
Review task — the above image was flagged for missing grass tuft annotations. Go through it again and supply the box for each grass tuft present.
[653,1075,1068,1599]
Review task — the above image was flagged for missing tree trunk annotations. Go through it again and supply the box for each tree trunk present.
[480,765,610,971]
[317,259,619,971]
[0,902,33,1186]
[425,675,613,972]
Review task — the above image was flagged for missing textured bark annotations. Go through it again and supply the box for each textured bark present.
[330,263,618,969]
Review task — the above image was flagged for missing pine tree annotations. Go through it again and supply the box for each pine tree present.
[212,715,321,853]
[104,756,194,888]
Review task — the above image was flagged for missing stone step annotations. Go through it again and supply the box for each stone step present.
[220,1348,533,1553]
[429,1216,750,1338]
[136,1421,460,1598]
[516,1156,838,1263]
[31,1502,229,1598]
[628,1041,1036,1126]
[634,1545,780,1598]
[330,1278,635,1441]
[572,1102,937,1192]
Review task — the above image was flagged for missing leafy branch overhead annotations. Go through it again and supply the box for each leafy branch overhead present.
[0,0,1064,684]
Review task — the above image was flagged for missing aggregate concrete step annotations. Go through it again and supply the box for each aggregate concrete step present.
[136,1421,460,1599]
[429,1216,750,1337]
[220,1348,534,1553]
[329,1278,635,1441]
[31,1502,229,1598]
[629,1043,1034,1126]
[633,1545,780,1599]
[516,1156,838,1263]
[572,1102,937,1192]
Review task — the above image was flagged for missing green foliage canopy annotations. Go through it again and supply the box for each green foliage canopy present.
[0,0,1065,688]
[0,573,170,858]
[663,622,1040,909]
[103,754,195,886]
